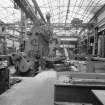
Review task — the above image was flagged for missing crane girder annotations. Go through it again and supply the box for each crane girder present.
[32,0,46,23]
[13,0,40,23]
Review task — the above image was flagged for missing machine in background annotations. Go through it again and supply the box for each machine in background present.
[0,55,10,94]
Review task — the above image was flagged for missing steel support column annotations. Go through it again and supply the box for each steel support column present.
[93,27,98,56]
[102,30,105,57]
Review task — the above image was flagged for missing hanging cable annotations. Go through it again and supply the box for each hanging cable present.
[42,0,48,14]
[58,0,60,23]
[69,0,78,22]
[65,0,70,26]
[47,0,54,23]
[49,0,55,23]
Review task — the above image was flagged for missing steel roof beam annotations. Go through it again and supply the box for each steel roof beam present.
[13,0,41,24]
[89,4,105,23]
[32,0,46,23]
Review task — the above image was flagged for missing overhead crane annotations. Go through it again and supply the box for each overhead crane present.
[13,0,46,24]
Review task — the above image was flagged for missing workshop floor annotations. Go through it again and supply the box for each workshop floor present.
[0,70,57,105]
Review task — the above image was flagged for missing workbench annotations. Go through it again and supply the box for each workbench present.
[54,74,105,105]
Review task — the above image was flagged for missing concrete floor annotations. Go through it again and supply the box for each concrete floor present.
[0,70,57,105]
